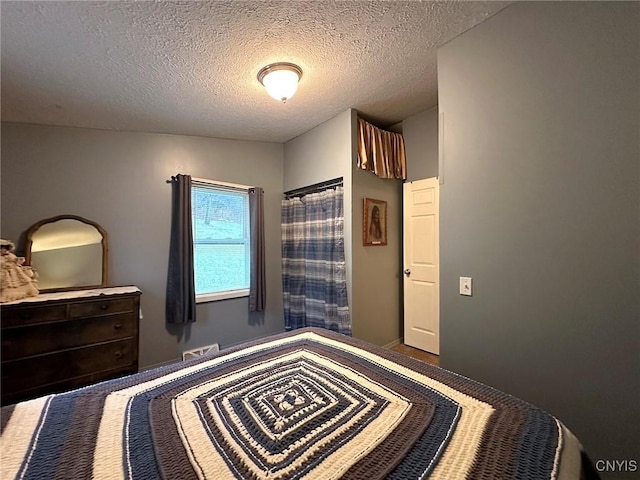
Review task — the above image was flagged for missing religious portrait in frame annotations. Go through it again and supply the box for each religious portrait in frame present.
[363,198,387,246]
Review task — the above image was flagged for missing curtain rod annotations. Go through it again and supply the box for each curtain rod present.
[284,177,343,199]
[166,175,253,190]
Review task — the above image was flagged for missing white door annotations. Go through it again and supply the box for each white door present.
[403,178,439,354]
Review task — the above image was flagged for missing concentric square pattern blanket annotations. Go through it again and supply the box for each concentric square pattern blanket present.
[1,328,597,480]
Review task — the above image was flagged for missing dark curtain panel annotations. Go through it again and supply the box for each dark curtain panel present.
[249,187,266,311]
[166,174,196,324]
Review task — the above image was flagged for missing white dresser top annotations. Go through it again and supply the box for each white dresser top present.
[1,286,140,305]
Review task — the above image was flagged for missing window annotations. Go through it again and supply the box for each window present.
[192,181,250,303]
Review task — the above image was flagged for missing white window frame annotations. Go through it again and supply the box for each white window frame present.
[191,178,251,304]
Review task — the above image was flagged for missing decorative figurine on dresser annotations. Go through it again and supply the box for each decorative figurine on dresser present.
[0,215,141,406]
[0,238,39,303]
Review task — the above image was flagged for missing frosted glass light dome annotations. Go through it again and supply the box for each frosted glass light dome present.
[258,63,303,103]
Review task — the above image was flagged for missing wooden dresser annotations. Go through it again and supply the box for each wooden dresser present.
[1,286,141,406]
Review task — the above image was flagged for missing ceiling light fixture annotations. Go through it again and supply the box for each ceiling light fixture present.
[257,62,303,103]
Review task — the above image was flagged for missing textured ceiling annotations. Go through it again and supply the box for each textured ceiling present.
[1,1,510,143]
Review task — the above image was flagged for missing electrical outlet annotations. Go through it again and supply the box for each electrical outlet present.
[460,277,472,296]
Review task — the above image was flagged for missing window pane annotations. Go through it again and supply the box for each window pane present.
[194,243,248,294]
[193,189,246,241]
[192,185,250,297]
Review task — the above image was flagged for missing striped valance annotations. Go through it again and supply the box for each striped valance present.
[357,117,406,180]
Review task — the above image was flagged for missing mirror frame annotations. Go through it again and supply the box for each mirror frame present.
[25,214,108,293]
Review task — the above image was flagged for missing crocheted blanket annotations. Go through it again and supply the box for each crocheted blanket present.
[1,328,596,480]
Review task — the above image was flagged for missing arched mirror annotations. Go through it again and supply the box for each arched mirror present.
[25,215,108,292]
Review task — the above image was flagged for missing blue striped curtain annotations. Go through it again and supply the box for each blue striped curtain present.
[281,187,351,335]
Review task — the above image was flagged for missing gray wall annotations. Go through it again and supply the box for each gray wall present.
[402,106,439,181]
[284,109,403,346]
[438,1,639,471]
[351,162,403,346]
[283,109,354,312]
[0,123,285,368]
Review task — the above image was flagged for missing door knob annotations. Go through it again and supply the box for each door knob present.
[403,269,411,276]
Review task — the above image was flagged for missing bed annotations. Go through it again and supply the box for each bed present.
[1,327,598,480]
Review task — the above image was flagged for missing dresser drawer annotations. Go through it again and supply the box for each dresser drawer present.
[2,313,137,361]
[69,296,137,319]
[2,339,136,398]
[0,288,141,406]
[1,304,67,328]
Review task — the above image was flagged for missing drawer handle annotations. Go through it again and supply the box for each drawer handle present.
[100,304,109,311]
[114,351,123,359]
[113,323,123,330]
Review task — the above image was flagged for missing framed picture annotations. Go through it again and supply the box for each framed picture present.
[363,198,387,246]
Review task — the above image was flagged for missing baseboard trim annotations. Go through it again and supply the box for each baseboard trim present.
[383,337,403,349]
